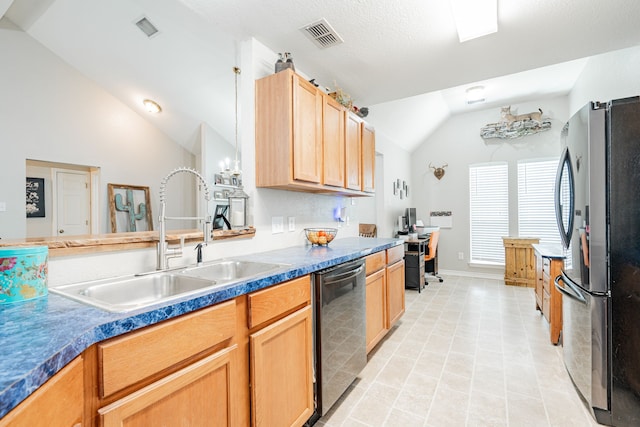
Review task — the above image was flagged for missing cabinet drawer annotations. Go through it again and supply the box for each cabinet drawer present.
[99,300,236,398]
[248,275,310,329]
[387,245,404,265]
[365,251,386,275]
[542,290,550,322]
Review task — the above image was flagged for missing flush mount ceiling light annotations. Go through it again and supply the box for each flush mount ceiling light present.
[142,99,162,113]
[466,86,486,104]
[450,0,498,42]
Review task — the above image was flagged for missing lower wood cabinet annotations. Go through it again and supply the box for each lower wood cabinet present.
[386,258,405,327]
[0,356,83,427]
[365,246,405,354]
[248,275,314,427]
[534,246,564,345]
[366,267,387,353]
[99,346,237,427]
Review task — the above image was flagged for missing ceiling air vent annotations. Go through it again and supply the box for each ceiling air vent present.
[135,16,159,38]
[300,18,344,49]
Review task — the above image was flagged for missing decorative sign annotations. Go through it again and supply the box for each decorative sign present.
[26,177,45,218]
[481,106,551,140]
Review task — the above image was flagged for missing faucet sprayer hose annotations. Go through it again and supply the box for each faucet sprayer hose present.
[159,167,212,203]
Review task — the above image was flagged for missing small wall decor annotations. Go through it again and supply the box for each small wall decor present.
[430,211,453,228]
[108,183,153,233]
[26,177,45,218]
[392,178,409,199]
[429,163,448,180]
[481,106,551,140]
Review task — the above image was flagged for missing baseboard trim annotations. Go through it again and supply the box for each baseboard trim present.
[438,269,504,281]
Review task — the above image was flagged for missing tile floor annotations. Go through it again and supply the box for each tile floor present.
[317,275,601,427]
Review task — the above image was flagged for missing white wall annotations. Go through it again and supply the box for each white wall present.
[0,21,195,239]
[411,96,570,276]
[569,45,640,114]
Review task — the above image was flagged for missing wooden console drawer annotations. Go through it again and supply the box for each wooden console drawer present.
[387,245,404,265]
[98,300,236,398]
[365,251,386,275]
[248,275,310,329]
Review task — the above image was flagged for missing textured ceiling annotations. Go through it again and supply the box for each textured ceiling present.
[4,0,640,152]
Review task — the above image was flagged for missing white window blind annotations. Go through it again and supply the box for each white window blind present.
[517,158,560,244]
[469,162,509,264]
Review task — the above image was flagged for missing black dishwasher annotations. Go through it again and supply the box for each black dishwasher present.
[307,258,366,424]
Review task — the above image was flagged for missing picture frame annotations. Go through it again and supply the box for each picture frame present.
[213,190,225,200]
[231,176,239,187]
[213,204,230,229]
[108,183,153,233]
[222,176,232,186]
[393,181,397,195]
[214,173,223,185]
[26,177,45,218]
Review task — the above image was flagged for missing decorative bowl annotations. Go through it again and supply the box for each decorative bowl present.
[304,228,338,246]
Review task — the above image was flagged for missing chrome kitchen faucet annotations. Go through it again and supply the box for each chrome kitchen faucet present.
[157,167,212,270]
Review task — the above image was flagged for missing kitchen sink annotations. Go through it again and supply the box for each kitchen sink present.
[50,272,219,312]
[179,260,287,283]
[50,260,288,312]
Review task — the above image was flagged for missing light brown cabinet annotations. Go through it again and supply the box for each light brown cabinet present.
[322,94,346,188]
[345,113,362,191]
[0,356,83,427]
[248,275,314,427]
[386,246,405,328]
[90,300,243,427]
[502,237,540,287]
[255,69,375,196]
[361,123,375,193]
[365,246,405,354]
[99,346,237,427]
[533,245,564,345]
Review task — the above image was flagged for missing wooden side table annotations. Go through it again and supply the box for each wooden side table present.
[502,237,539,287]
[533,244,565,345]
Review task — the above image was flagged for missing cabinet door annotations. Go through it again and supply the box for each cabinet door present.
[386,260,405,328]
[292,75,322,183]
[366,268,387,353]
[361,123,375,193]
[323,95,346,187]
[250,305,314,427]
[99,345,237,427]
[0,357,83,427]
[345,113,362,190]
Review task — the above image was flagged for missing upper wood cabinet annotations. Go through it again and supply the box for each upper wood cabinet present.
[322,94,346,188]
[255,69,375,196]
[361,123,376,193]
[345,113,362,191]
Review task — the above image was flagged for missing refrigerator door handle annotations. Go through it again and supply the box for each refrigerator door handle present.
[555,272,587,304]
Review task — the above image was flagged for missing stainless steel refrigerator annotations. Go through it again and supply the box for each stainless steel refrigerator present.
[554,96,640,426]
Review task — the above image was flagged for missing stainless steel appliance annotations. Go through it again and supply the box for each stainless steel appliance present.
[308,258,366,424]
[554,97,640,426]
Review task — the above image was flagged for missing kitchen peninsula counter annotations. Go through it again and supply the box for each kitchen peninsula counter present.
[0,237,401,418]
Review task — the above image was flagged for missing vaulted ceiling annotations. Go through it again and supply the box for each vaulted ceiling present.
[4,0,640,152]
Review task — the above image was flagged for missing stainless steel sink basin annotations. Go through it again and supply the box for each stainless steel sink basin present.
[179,260,287,283]
[50,272,218,312]
[50,260,288,312]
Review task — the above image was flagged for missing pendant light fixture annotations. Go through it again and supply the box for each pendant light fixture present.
[228,66,249,229]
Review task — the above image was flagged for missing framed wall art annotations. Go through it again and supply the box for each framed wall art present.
[108,183,153,233]
[26,177,45,218]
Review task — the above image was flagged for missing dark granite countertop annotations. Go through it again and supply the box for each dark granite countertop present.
[0,237,400,418]
[532,243,566,259]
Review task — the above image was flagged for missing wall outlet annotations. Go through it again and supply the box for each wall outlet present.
[288,216,295,232]
[272,216,284,234]
[458,252,464,260]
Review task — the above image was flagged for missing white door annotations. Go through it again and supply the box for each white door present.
[55,171,90,236]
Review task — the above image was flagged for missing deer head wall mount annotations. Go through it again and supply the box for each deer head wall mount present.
[429,163,448,180]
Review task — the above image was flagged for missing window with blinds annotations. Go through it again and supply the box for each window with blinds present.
[517,158,560,244]
[469,162,509,264]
